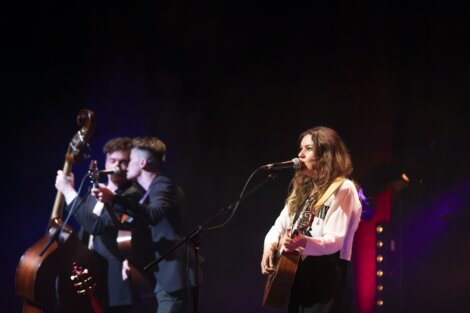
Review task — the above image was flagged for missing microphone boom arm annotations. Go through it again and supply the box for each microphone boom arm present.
[143,169,278,271]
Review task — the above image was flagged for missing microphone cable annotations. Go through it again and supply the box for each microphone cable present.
[205,165,273,230]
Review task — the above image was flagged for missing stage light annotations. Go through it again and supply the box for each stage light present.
[401,172,410,182]
[360,162,412,197]
[375,222,389,310]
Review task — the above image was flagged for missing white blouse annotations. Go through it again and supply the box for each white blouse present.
[264,179,362,261]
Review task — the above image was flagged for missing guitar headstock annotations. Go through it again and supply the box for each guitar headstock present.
[292,211,314,237]
[70,262,97,296]
[49,109,95,224]
[88,160,99,188]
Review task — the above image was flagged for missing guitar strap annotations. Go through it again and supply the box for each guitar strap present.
[312,176,346,212]
[292,176,346,225]
[292,198,309,226]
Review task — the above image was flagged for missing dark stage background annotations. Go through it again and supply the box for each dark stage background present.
[2,2,470,313]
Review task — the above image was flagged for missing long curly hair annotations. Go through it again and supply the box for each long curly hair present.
[286,126,353,216]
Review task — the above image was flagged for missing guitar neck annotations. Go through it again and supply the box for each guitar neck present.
[49,161,72,225]
[87,293,105,313]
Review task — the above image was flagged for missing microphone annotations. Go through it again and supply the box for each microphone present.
[98,167,121,175]
[260,158,301,170]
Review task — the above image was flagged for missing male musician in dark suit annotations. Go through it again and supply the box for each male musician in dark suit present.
[94,136,199,313]
[55,137,143,313]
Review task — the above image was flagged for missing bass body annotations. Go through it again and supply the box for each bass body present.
[16,229,105,313]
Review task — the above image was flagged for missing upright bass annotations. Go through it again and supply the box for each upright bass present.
[15,109,105,313]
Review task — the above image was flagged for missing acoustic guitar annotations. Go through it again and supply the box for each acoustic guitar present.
[87,160,157,312]
[262,210,314,309]
[262,177,346,309]
[87,159,153,261]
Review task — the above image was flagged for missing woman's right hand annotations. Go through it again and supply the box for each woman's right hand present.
[261,246,276,275]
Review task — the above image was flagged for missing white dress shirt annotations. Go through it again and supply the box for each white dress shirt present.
[264,179,362,261]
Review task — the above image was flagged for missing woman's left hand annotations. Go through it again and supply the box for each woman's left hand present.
[283,232,307,252]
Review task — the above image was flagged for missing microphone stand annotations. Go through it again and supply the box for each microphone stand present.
[143,171,279,313]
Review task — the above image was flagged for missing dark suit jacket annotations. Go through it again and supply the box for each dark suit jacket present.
[113,175,199,293]
[67,182,143,306]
